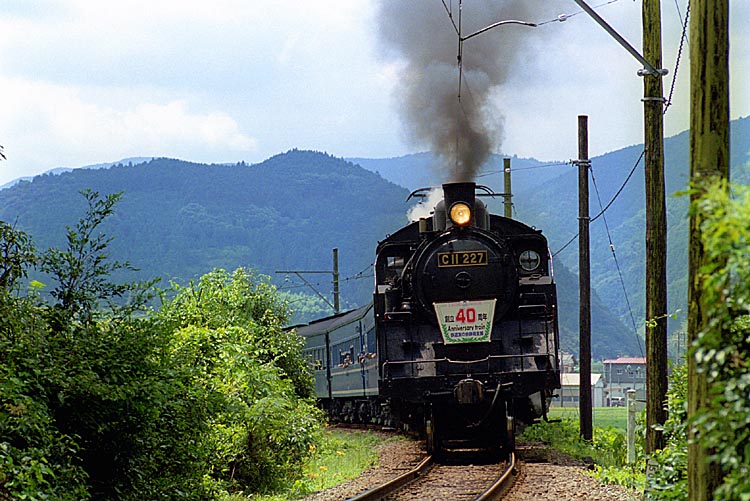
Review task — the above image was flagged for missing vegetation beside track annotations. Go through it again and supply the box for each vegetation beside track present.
[254,428,400,501]
[1,192,322,500]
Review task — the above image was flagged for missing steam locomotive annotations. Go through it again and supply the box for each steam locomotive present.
[296,181,560,454]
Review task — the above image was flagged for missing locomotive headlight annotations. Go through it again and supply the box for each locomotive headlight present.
[519,250,541,271]
[449,202,472,226]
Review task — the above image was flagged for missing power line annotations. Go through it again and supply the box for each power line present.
[589,161,645,357]
[552,149,644,257]
[476,161,569,179]
[536,0,621,27]
[664,0,690,114]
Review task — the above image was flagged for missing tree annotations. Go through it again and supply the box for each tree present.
[0,221,36,292]
[39,189,156,325]
[157,268,321,494]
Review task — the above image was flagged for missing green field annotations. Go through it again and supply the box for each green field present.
[547,407,628,431]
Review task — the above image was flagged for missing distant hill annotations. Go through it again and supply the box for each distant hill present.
[0,149,638,359]
[0,157,153,190]
[348,152,566,193]
[0,151,409,313]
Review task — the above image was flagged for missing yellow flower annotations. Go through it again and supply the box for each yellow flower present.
[319,466,328,472]
[336,450,345,456]
[309,444,316,452]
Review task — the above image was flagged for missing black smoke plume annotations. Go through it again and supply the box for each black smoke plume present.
[376,1,540,181]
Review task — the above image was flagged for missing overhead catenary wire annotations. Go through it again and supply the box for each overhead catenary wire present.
[663,0,690,114]
[535,0,621,27]
[552,149,644,257]
[278,263,373,293]
[589,161,645,357]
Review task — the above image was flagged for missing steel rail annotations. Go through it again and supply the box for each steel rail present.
[472,452,517,501]
[346,455,433,501]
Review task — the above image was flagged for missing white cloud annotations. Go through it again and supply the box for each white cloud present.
[0,0,747,186]
[0,77,257,184]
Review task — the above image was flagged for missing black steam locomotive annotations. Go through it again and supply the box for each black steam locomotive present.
[297,181,560,454]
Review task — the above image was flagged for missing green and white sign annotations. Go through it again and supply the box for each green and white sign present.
[433,299,496,344]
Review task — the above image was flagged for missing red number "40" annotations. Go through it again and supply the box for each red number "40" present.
[455,308,476,323]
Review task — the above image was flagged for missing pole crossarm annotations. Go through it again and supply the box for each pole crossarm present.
[277,248,341,314]
[571,0,668,76]
[276,270,336,312]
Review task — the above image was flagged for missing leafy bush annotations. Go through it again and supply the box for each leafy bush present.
[159,268,314,399]
[690,180,750,500]
[158,268,322,495]
[2,192,322,500]
[645,362,688,500]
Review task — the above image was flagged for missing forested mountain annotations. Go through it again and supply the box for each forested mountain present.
[1,149,640,358]
[0,151,407,315]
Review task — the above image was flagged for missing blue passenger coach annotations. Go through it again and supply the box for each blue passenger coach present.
[296,305,381,422]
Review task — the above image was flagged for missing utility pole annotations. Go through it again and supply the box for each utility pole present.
[503,158,513,218]
[332,247,340,314]
[573,0,670,453]
[687,1,729,499]
[642,0,668,454]
[277,248,341,314]
[576,115,592,441]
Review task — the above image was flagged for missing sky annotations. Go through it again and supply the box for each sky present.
[0,0,748,187]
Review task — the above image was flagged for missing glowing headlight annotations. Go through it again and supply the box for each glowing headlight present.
[449,203,472,226]
[519,250,541,271]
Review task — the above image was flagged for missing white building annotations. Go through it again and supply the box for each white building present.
[553,373,606,408]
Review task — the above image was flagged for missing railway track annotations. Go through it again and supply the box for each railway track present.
[347,452,516,501]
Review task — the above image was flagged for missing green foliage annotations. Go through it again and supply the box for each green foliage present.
[2,192,323,500]
[279,291,333,326]
[286,430,385,499]
[157,267,322,495]
[521,415,646,492]
[0,152,407,317]
[690,180,750,500]
[520,418,628,468]
[0,221,36,292]
[39,189,157,326]
[645,362,688,500]
[159,268,314,398]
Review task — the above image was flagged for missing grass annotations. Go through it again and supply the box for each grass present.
[251,428,403,501]
[548,406,628,431]
[523,408,645,492]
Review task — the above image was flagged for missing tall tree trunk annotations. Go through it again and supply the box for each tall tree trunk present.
[687,1,729,499]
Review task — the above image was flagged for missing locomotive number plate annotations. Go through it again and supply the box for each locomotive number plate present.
[434,299,496,344]
[437,250,488,267]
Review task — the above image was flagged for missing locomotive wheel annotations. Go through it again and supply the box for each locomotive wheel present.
[425,406,443,456]
[504,401,516,454]
[426,419,436,455]
[505,415,516,453]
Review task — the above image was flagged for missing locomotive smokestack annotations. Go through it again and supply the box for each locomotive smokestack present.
[443,182,476,213]
[375,1,544,181]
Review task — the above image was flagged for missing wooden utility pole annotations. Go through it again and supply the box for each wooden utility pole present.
[276,248,341,314]
[687,0,729,499]
[642,0,668,454]
[333,247,340,314]
[577,115,592,441]
[573,0,670,453]
[503,158,513,218]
